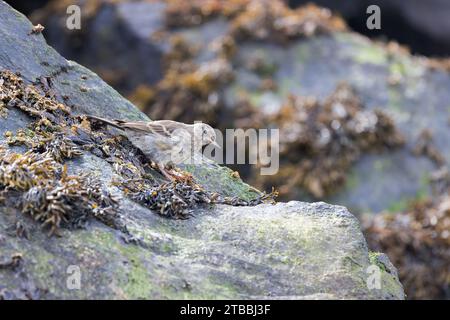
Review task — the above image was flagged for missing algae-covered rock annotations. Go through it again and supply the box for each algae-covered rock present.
[0,2,404,299]
[0,200,404,299]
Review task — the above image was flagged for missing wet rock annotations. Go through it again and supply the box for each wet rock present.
[0,199,405,299]
[290,0,450,57]
[31,0,167,94]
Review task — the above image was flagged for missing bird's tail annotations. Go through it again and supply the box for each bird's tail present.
[84,115,125,130]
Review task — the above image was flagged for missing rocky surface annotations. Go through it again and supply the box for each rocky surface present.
[0,2,404,299]
[0,200,404,299]
[290,0,450,57]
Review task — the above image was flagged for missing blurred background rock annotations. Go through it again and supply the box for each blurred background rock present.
[5,0,449,299]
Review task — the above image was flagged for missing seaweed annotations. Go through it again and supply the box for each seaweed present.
[165,0,249,28]
[22,173,118,235]
[364,190,450,299]
[164,0,347,42]
[134,37,234,126]
[124,178,277,219]
[253,83,404,198]
[230,2,346,43]
[0,70,118,235]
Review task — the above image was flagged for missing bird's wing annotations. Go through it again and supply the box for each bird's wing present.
[147,120,191,138]
[109,119,191,139]
[115,121,151,132]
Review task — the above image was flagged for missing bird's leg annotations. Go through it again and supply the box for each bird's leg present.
[156,163,193,183]
[157,163,176,181]
[168,167,193,183]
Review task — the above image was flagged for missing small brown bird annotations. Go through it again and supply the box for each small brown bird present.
[86,115,219,180]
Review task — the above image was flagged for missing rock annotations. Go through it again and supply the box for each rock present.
[0,199,404,299]
[31,0,167,94]
[289,0,450,57]
[3,0,49,16]
[0,2,404,299]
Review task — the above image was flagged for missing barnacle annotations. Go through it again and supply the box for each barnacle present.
[29,24,45,35]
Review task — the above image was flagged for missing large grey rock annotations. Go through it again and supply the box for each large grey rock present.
[0,1,404,299]
[290,0,450,56]
[0,200,404,299]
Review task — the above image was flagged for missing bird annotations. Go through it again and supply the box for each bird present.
[85,115,219,181]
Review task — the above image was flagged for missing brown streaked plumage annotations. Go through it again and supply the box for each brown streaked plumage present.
[86,115,218,180]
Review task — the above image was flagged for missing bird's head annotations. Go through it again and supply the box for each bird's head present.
[193,123,219,148]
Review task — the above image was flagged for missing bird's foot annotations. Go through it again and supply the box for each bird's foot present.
[157,164,192,183]
[168,168,193,183]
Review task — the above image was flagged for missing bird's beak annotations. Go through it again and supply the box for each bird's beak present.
[210,140,221,148]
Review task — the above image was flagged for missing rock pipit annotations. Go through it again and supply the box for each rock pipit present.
[86,115,219,180]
